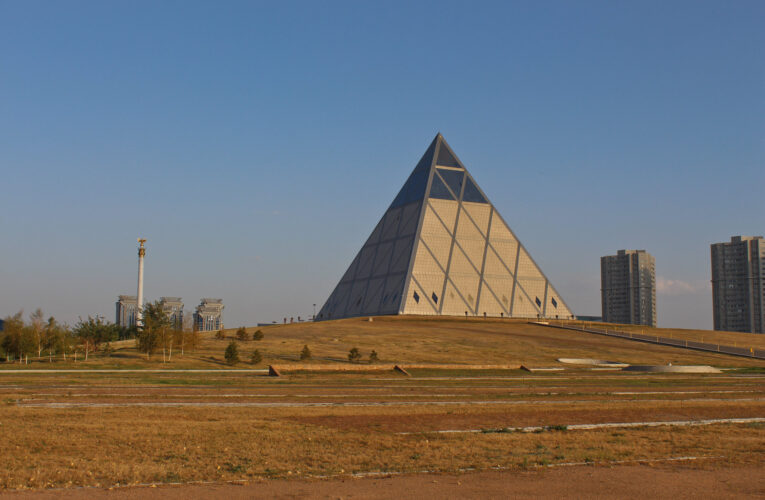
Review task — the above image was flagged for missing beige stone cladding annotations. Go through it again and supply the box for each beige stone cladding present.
[316,134,573,321]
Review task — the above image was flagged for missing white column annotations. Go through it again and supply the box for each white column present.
[136,239,146,327]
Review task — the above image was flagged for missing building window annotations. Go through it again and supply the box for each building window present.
[432,292,438,304]
[413,291,420,304]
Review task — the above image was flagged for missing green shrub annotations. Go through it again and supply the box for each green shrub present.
[348,347,361,363]
[299,345,311,361]
[236,327,248,341]
[369,350,379,363]
[215,330,225,340]
[252,330,264,341]
[250,349,262,365]
[224,341,240,365]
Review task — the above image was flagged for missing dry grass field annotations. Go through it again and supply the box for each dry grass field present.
[0,317,763,497]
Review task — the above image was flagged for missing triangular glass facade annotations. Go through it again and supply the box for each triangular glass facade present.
[316,134,573,321]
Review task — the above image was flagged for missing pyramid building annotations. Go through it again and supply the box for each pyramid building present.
[316,134,573,321]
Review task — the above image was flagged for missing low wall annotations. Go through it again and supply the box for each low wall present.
[268,363,522,376]
[557,358,629,368]
[623,365,722,374]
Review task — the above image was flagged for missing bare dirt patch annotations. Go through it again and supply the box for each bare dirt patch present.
[290,401,765,432]
[2,464,763,500]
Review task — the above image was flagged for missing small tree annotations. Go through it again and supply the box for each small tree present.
[250,349,262,365]
[369,350,379,363]
[348,347,361,363]
[236,327,248,341]
[43,317,64,362]
[60,328,74,362]
[225,341,240,365]
[299,344,312,361]
[215,330,225,340]
[73,316,115,360]
[252,330,264,341]
[19,325,35,364]
[1,311,33,363]
[1,312,25,362]
[137,301,169,360]
[30,308,45,358]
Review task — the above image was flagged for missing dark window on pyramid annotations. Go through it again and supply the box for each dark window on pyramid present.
[535,297,542,307]
[413,291,420,303]
[551,297,558,308]
[432,292,438,304]
[429,174,455,200]
[438,169,464,197]
[436,144,461,167]
[391,166,429,208]
[462,177,487,203]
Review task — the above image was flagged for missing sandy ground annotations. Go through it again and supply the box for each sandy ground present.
[1,464,762,499]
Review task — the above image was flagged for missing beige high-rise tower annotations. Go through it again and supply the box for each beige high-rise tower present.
[711,236,765,334]
[316,134,573,321]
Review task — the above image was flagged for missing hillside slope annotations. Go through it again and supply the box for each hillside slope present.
[2,316,762,369]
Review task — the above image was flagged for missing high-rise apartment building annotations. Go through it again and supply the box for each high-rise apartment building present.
[711,236,765,334]
[159,297,184,330]
[601,250,656,327]
[194,298,224,331]
[116,295,138,328]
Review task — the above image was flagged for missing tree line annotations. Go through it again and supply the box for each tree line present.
[1,300,200,364]
[0,308,136,363]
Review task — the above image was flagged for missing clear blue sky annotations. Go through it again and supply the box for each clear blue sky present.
[1,1,763,329]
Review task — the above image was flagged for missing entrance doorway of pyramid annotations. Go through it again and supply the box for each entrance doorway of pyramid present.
[316,134,573,322]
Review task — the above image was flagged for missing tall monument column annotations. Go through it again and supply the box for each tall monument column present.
[136,238,146,327]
